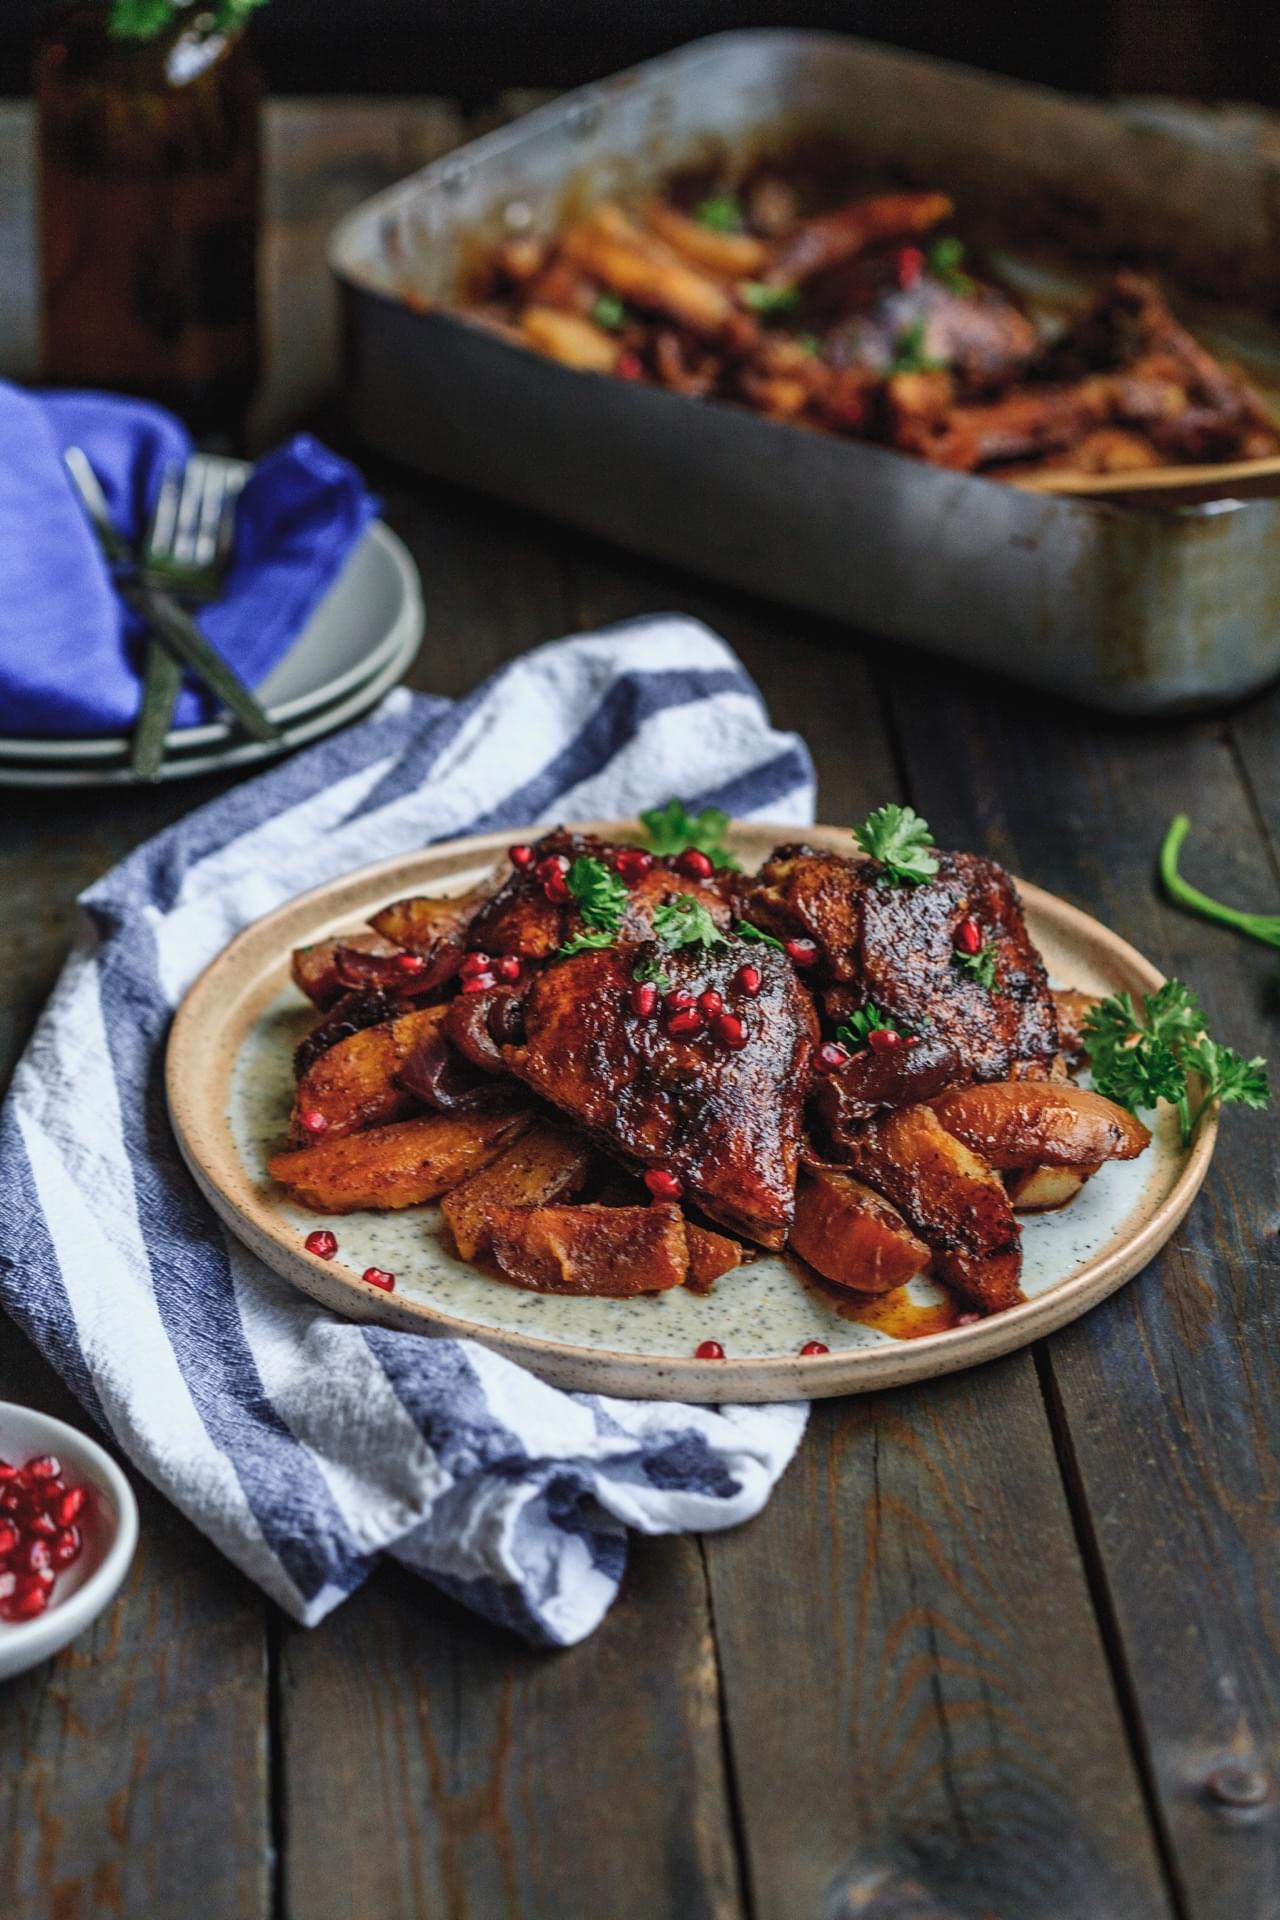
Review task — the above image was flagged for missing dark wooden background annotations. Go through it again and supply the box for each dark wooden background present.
[2,87,1279,1920]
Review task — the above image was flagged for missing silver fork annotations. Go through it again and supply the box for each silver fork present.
[132,456,250,780]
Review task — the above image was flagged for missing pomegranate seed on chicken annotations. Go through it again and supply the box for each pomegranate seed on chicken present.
[508,844,535,869]
[732,964,762,997]
[614,847,654,883]
[644,1168,683,1201]
[630,982,658,1018]
[675,848,714,880]
[711,1012,747,1051]
[816,1042,850,1072]
[867,1027,904,1054]
[667,1008,704,1038]
[955,915,983,955]
[459,950,492,977]
[299,1108,328,1136]
[784,937,818,967]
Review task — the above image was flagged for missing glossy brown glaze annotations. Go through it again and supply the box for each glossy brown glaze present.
[369,885,490,955]
[790,1165,931,1294]
[930,1081,1151,1168]
[289,1005,446,1143]
[441,1121,595,1261]
[810,1028,962,1132]
[487,1201,689,1294]
[267,1109,529,1213]
[506,938,818,1248]
[291,932,398,1010]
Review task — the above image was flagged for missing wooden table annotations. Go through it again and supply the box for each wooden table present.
[2,100,1278,1920]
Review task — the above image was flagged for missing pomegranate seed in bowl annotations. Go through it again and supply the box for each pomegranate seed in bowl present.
[0,1449,94,1624]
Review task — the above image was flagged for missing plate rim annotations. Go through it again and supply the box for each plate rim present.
[165,820,1218,1401]
[0,519,421,763]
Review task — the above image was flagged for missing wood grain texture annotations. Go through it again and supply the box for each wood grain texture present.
[279,1543,743,1920]
[885,658,1280,1919]
[704,1355,1171,1920]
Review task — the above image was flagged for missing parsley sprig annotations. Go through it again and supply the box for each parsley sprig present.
[632,954,673,990]
[956,941,998,990]
[835,1004,907,1052]
[1160,815,1280,951]
[592,292,626,332]
[740,281,801,315]
[639,799,738,870]
[652,896,727,952]
[852,804,940,886]
[887,320,945,375]
[735,920,785,950]
[109,0,268,37]
[1082,980,1269,1145]
[557,855,629,956]
[927,235,974,296]
[696,195,744,233]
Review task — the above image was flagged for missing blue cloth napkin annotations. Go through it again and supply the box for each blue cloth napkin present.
[0,383,379,737]
[0,619,814,1645]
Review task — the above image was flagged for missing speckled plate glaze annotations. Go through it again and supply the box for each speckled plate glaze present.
[166,822,1217,1401]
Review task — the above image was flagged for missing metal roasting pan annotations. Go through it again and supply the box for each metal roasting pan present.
[330,30,1280,714]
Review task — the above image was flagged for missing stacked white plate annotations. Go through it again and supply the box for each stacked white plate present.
[0,513,424,789]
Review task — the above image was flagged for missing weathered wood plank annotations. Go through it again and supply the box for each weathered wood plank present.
[886,658,1280,1919]
[280,1541,743,1920]
[0,1329,270,1920]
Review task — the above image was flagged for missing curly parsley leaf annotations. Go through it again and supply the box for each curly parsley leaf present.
[734,919,785,950]
[955,942,999,990]
[740,281,801,315]
[638,799,738,869]
[109,0,268,36]
[632,953,673,991]
[696,195,745,233]
[1082,980,1269,1144]
[557,855,629,952]
[592,292,626,332]
[652,896,728,952]
[835,1004,907,1052]
[927,235,974,295]
[852,803,940,886]
[887,319,945,375]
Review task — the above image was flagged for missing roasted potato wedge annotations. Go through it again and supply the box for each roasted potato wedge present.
[643,199,768,278]
[519,306,621,372]
[290,1006,446,1143]
[790,1165,931,1295]
[487,1202,688,1296]
[441,1122,595,1262]
[685,1223,744,1293]
[1006,1164,1100,1211]
[368,889,486,955]
[561,205,743,339]
[842,1103,1022,1315]
[292,933,397,1010]
[269,1110,528,1213]
[929,1081,1150,1167]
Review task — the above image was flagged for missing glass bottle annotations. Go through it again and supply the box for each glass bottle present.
[35,3,261,441]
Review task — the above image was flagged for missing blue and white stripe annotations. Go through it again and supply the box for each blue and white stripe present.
[0,619,812,1644]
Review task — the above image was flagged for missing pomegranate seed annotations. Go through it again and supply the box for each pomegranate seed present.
[711,1012,748,1050]
[664,989,695,1013]
[0,1524,16,1557]
[27,1456,59,1482]
[956,1311,982,1327]
[816,1041,851,1072]
[695,1340,726,1360]
[630,982,658,1018]
[17,1537,51,1576]
[3,1583,48,1622]
[53,1487,84,1528]
[0,1487,21,1514]
[51,1527,82,1569]
[897,244,925,289]
[644,1168,683,1201]
[362,1267,396,1292]
[461,973,496,994]
[299,1108,328,1137]
[667,1008,704,1038]
[616,350,644,381]
[614,847,654,882]
[800,1340,830,1356]
[784,937,818,968]
[493,954,522,983]
[906,1034,920,1048]
[459,950,492,976]
[509,844,535,869]
[27,1512,56,1539]
[394,952,426,974]
[675,848,714,880]
[697,989,723,1016]
[732,963,762,997]
[955,915,983,955]
[868,1027,904,1054]
[0,1462,16,1482]
[543,873,571,905]
[305,1229,338,1260]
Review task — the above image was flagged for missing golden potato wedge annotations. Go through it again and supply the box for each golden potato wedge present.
[685,1223,744,1294]
[642,200,768,278]
[1006,1164,1101,1211]
[561,205,741,338]
[290,1006,446,1144]
[291,933,398,1009]
[487,1203,688,1296]
[269,1111,528,1213]
[368,889,486,954]
[519,306,621,373]
[843,1104,1022,1315]
[790,1166,930,1295]
[441,1122,595,1262]
[929,1082,1150,1168]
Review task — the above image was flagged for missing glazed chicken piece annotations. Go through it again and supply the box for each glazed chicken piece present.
[744,845,1060,1082]
[810,1028,962,1133]
[505,938,819,1248]
[766,191,953,288]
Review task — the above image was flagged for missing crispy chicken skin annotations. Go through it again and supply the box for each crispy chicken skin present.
[505,939,818,1248]
[745,845,1059,1081]
[810,1028,962,1132]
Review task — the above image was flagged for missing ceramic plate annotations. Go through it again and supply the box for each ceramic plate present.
[166,822,1217,1402]
[0,517,422,771]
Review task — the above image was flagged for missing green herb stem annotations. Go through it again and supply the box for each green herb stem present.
[1160,814,1280,949]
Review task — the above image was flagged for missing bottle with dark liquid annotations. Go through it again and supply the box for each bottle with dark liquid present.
[35,3,261,442]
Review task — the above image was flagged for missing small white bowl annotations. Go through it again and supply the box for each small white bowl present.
[0,1402,139,1682]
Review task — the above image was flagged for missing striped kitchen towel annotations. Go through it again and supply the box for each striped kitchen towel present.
[0,618,813,1645]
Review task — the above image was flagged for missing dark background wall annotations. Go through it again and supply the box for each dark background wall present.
[4,0,1275,104]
